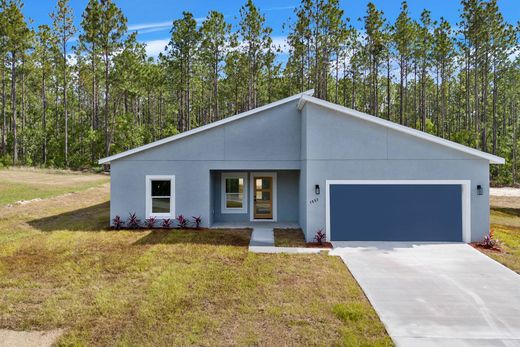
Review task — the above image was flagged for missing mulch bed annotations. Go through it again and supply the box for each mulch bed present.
[306,242,333,249]
[470,242,504,253]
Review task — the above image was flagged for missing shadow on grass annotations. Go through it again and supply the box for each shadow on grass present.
[27,201,110,232]
[134,228,252,247]
[492,207,520,217]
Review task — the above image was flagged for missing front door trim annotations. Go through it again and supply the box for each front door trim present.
[325,180,471,243]
[250,172,277,222]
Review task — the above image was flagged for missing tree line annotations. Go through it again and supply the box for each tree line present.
[0,0,518,183]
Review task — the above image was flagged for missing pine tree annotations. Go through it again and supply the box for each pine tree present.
[98,0,127,157]
[35,24,56,164]
[433,17,454,137]
[4,0,31,164]
[51,0,75,166]
[364,2,385,117]
[167,11,199,132]
[0,4,6,157]
[238,0,272,109]
[200,11,231,122]
[393,1,413,125]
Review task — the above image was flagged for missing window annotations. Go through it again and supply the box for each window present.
[146,175,175,218]
[221,172,247,213]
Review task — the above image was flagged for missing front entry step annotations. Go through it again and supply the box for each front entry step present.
[249,228,274,247]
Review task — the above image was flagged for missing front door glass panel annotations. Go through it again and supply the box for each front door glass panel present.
[254,177,273,219]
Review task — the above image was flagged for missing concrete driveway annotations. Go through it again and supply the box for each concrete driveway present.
[330,242,520,347]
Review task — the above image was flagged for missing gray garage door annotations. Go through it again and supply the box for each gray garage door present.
[329,184,462,242]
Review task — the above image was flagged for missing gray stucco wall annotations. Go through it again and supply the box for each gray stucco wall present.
[109,100,302,227]
[300,102,490,243]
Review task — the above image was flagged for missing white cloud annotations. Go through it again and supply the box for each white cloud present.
[128,21,172,31]
[128,17,206,34]
[271,36,289,54]
[264,6,295,12]
[142,35,288,59]
[143,38,169,57]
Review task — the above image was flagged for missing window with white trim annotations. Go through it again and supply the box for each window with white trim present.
[146,175,175,218]
[221,172,247,213]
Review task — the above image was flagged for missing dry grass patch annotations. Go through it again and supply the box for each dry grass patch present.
[0,167,108,206]
[0,169,392,346]
[274,228,307,247]
[487,195,520,273]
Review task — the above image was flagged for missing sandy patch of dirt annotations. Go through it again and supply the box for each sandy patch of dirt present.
[0,167,107,186]
[490,187,520,197]
[0,329,63,347]
[490,195,520,209]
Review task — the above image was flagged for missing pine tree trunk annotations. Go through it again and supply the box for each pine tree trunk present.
[386,53,391,120]
[492,59,498,155]
[42,64,47,165]
[1,57,5,155]
[399,56,404,125]
[20,57,25,163]
[335,53,339,104]
[421,63,426,131]
[11,53,17,164]
[481,49,488,152]
[63,40,68,166]
[213,57,218,122]
[104,50,110,157]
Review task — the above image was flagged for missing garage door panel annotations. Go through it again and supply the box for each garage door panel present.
[329,184,462,242]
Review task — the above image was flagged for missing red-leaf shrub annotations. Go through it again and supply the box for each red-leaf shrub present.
[480,229,498,249]
[314,228,326,245]
[192,216,202,229]
[112,215,124,230]
[177,215,188,228]
[145,217,157,229]
[127,212,141,229]
[161,218,172,228]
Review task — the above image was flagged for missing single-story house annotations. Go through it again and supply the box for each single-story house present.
[99,90,504,243]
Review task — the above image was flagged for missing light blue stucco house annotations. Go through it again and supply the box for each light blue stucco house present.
[99,91,504,243]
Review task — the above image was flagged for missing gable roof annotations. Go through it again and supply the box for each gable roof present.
[99,91,505,165]
[98,90,314,164]
[297,95,505,164]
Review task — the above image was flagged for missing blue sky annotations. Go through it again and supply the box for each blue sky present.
[22,0,520,58]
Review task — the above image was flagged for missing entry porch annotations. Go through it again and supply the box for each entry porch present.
[209,170,300,227]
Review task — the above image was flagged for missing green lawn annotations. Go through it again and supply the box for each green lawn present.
[0,169,392,346]
[0,167,109,206]
[489,207,520,273]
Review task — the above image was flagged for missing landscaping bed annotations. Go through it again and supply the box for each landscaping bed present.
[274,228,333,248]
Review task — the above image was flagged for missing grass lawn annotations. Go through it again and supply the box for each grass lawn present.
[0,169,392,346]
[274,228,307,247]
[487,195,520,273]
[0,167,109,206]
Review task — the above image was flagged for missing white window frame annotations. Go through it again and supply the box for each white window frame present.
[146,175,176,219]
[249,172,277,222]
[325,180,471,243]
[221,172,248,214]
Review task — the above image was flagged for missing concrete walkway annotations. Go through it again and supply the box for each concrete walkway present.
[249,227,275,247]
[248,227,328,254]
[331,242,520,347]
[0,329,63,347]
